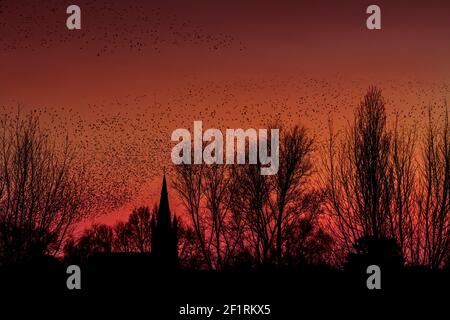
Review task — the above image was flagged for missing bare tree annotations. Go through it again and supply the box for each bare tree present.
[202,164,241,269]
[325,87,394,258]
[173,162,243,270]
[417,107,450,268]
[127,206,152,253]
[231,162,273,265]
[324,88,450,268]
[172,163,213,269]
[272,125,314,264]
[176,217,204,269]
[113,221,134,252]
[0,111,89,265]
[231,125,317,266]
[172,125,317,268]
[390,117,419,264]
[113,206,153,253]
[284,190,332,265]
[64,224,113,264]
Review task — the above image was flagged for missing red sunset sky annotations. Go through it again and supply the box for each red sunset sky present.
[1,0,450,229]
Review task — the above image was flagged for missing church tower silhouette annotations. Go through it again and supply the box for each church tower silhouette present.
[151,173,179,268]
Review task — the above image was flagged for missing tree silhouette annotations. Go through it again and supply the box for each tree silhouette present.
[284,199,333,266]
[113,206,153,253]
[64,224,113,265]
[56,88,450,273]
[201,164,239,270]
[417,107,450,268]
[345,235,403,272]
[0,111,89,266]
[325,87,401,263]
[273,125,315,264]
[390,117,418,264]
[325,87,450,268]
[64,176,182,268]
[231,125,318,266]
[176,217,205,269]
[173,124,324,268]
[112,221,134,253]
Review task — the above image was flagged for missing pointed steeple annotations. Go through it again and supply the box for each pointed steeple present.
[157,173,171,229]
[151,172,179,268]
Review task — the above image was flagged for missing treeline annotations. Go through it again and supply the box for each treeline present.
[64,87,450,271]
[325,87,449,269]
[63,123,332,269]
[0,87,449,271]
[64,207,153,265]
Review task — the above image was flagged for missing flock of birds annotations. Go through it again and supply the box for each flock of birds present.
[0,0,245,55]
[2,76,447,219]
[1,1,449,222]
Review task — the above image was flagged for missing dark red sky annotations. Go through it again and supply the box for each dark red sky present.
[1,0,450,227]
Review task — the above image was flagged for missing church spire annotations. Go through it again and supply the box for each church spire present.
[152,172,179,268]
[157,171,171,228]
